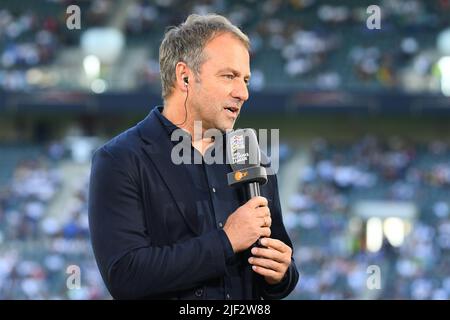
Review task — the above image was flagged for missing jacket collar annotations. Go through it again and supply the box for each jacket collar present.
[137,107,201,236]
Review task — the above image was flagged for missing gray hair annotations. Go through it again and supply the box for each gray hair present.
[159,13,250,100]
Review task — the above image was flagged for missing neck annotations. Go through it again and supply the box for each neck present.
[162,99,215,155]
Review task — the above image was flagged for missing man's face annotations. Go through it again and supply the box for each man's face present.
[189,32,250,133]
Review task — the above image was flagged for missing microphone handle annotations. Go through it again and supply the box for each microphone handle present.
[245,181,265,299]
[245,182,263,248]
[245,182,261,199]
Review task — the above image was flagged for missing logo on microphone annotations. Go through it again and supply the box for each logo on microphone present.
[230,133,250,164]
[231,134,244,150]
[234,171,248,181]
[232,152,249,164]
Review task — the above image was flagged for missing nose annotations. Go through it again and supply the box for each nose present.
[231,79,249,102]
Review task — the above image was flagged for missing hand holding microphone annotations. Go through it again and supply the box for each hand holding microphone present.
[223,129,271,252]
[223,196,272,252]
[222,129,292,285]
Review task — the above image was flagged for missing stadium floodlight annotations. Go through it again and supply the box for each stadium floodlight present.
[383,217,405,247]
[366,217,383,252]
[81,28,125,64]
[83,55,100,79]
[437,56,450,96]
[91,78,107,94]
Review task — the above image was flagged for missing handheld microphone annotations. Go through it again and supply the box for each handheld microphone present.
[226,129,268,292]
[226,129,268,248]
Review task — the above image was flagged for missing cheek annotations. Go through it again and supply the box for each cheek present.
[194,85,226,118]
[199,93,222,114]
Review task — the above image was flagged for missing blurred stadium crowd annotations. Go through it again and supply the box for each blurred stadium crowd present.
[285,136,450,299]
[0,141,108,299]
[1,0,450,300]
[0,0,449,92]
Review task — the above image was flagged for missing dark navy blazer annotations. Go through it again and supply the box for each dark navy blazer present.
[88,107,299,299]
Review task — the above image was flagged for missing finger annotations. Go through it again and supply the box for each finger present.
[248,257,283,272]
[248,196,268,209]
[260,227,271,238]
[257,216,271,227]
[254,206,270,218]
[251,246,285,263]
[259,238,291,254]
[258,217,266,227]
[251,265,280,280]
[265,216,272,227]
[259,206,270,216]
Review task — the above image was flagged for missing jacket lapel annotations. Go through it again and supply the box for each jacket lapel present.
[137,109,201,236]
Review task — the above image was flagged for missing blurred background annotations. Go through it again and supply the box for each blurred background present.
[1,0,450,300]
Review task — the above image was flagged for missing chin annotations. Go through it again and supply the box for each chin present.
[216,126,228,134]
[222,123,235,132]
[214,120,232,132]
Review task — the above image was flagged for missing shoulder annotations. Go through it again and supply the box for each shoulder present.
[93,125,142,167]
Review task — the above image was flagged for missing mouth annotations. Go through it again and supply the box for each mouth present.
[224,106,239,118]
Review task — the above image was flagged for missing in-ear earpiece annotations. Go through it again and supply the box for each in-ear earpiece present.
[183,77,189,85]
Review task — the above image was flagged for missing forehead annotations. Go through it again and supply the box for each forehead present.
[201,33,250,74]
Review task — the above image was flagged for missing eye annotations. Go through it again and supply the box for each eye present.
[244,78,250,86]
[224,74,235,80]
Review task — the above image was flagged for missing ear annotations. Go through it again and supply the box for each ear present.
[175,62,190,92]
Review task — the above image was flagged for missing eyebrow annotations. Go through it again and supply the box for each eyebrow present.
[217,68,251,79]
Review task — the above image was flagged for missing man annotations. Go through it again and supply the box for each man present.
[89,13,299,300]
